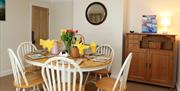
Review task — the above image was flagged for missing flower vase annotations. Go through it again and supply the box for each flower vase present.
[64,41,71,54]
[70,46,80,58]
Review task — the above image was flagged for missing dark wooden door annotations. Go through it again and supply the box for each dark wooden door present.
[32,6,49,49]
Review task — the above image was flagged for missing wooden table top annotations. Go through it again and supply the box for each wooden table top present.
[25,53,111,68]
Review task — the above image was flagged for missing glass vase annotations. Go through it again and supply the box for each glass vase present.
[64,41,71,54]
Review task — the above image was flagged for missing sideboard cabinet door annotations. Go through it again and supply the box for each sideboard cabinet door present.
[148,50,173,86]
[124,33,176,88]
[128,52,148,81]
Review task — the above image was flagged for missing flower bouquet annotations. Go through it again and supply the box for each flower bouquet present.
[60,29,78,53]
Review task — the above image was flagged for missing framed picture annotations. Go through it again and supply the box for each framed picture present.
[0,0,5,21]
[142,15,157,33]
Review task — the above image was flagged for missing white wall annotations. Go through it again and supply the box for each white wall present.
[127,0,180,36]
[49,0,73,39]
[0,0,30,77]
[73,0,125,77]
[0,0,51,77]
[178,43,180,91]
[30,0,51,8]
[127,0,180,90]
[0,21,1,75]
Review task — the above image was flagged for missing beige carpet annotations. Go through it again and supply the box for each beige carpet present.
[0,75,176,91]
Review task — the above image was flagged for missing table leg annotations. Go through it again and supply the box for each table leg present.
[84,72,90,85]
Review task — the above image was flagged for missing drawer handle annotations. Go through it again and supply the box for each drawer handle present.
[145,63,148,68]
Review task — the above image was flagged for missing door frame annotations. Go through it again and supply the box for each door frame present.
[29,2,50,42]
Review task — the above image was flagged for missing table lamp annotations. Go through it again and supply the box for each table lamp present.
[160,17,171,34]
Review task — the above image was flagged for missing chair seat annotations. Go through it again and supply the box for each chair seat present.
[24,66,41,73]
[96,77,121,91]
[14,71,43,88]
[95,69,111,75]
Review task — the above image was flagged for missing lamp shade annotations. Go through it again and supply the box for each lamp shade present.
[160,17,171,26]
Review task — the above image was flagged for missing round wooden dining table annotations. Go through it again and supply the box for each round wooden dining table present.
[24,53,111,85]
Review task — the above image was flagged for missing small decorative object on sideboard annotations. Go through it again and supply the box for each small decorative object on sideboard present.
[130,30,134,33]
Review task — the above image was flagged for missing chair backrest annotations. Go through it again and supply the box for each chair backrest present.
[96,44,114,71]
[17,42,37,69]
[8,48,29,86]
[41,57,83,91]
[113,53,132,91]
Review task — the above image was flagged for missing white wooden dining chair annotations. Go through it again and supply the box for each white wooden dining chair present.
[83,44,114,85]
[95,44,115,78]
[41,57,85,91]
[8,48,43,91]
[17,42,39,72]
[96,53,132,91]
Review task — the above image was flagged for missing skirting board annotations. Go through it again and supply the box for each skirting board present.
[177,84,180,91]
[0,69,12,77]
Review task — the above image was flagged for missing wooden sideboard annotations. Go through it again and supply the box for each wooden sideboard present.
[124,33,177,88]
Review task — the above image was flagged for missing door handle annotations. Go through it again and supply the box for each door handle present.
[149,64,151,69]
[145,63,148,68]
